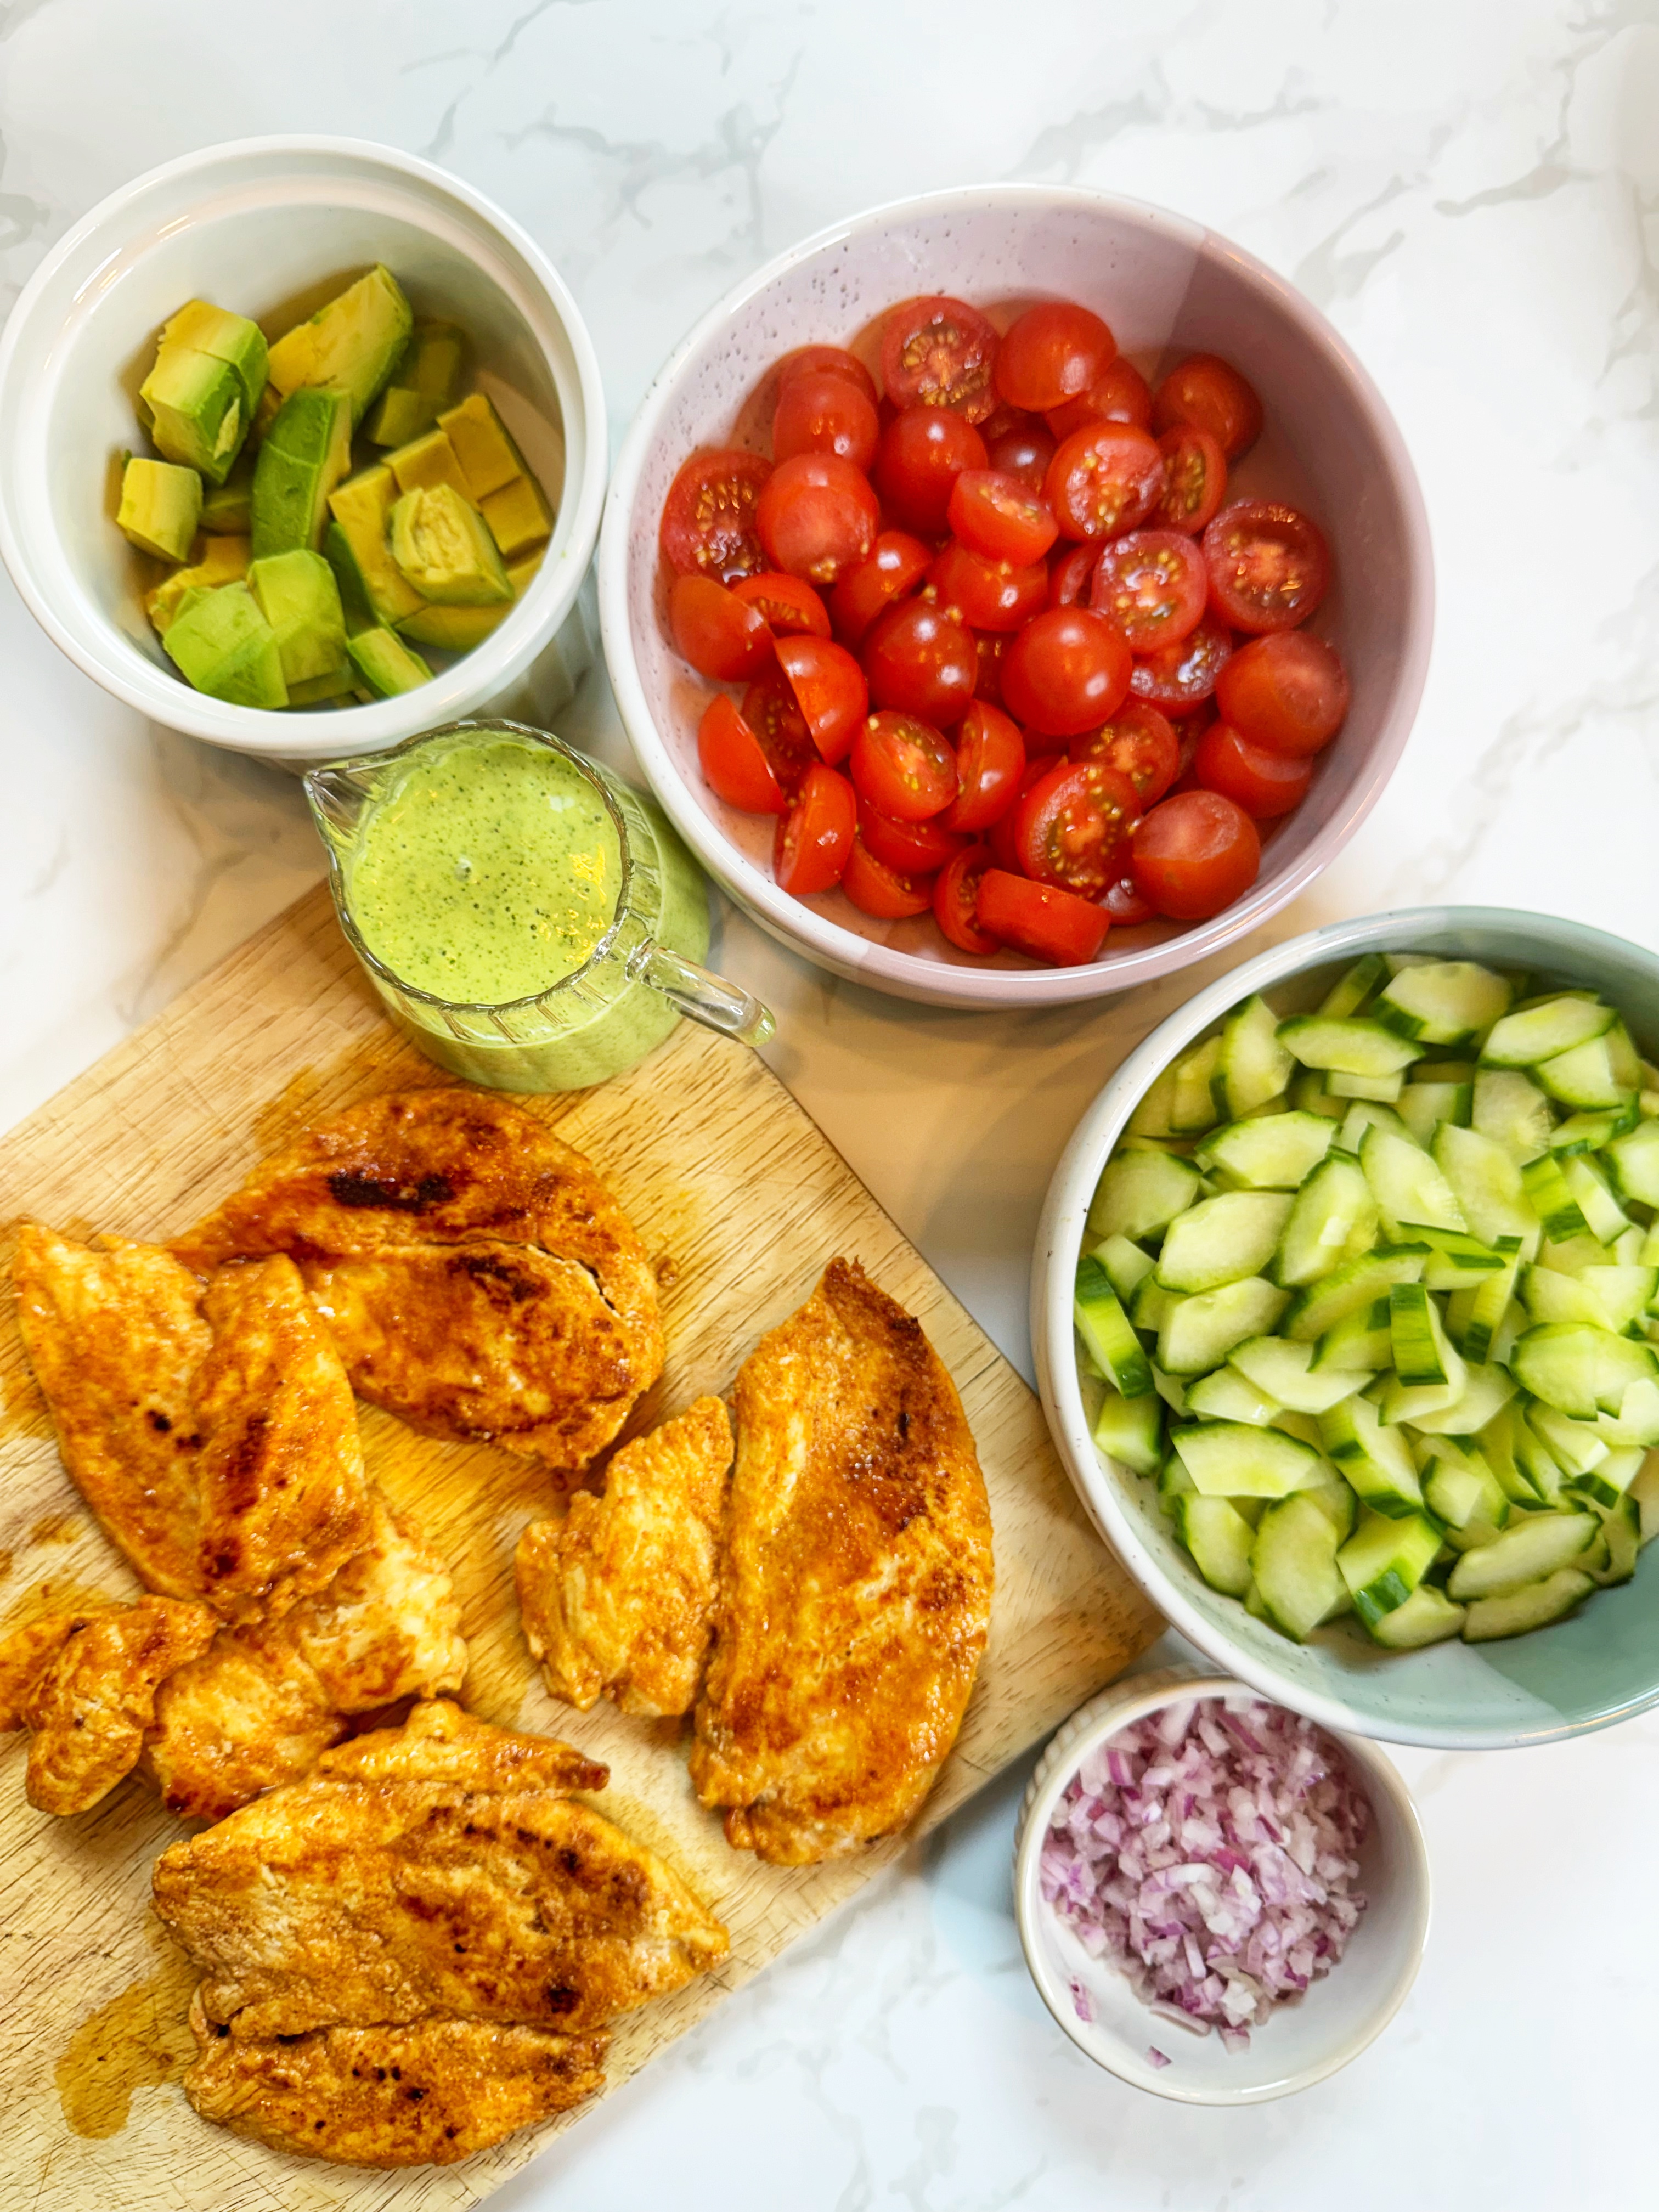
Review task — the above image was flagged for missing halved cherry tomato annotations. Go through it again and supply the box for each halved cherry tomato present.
[1090,529,1207,652]
[946,469,1060,566]
[943,699,1025,832]
[1202,501,1330,635]
[775,634,869,764]
[1046,357,1154,441]
[976,869,1110,966]
[858,795,968,874]
[669,573,773,681]
[1156,425,1227,536]
[874,408,988,534]
[1103,873,1157,924]
[697,693,787,814]
[773,369,880,473]
[929,541,1048,633]
[659,448,772,581]
[1193,720,1314,817]
[863,595,978,726]
[777,344,879,408]
[740,667,817,794]
[934,845,1000,954]
[1045,422,1165,542]
[774,761,856,894]
[755,452,879,584]
[1129,612,1232,715]
[732,570,831,637]
[1130,788,1261,919]
[988,758,1051,871]
[1047,541,1100,608]
[841,834,936,919]
[828,530,932,645]
[985,417,1056,492]
[974,631,1006,704]
[850,710,958,821]
[1068,701,1180,804]
[1014,758,1141,898]
[1214,631,1350,757]
[995,302,1116,413]
[1002,606,1133,737]
[881,295,1000,421]
[1152,353,1263,459]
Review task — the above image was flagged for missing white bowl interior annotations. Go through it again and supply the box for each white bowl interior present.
[1035,907,1659,1749]
[603,187,1432,1009]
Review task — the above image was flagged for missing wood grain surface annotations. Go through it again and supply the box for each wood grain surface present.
[0,883,1161,2211]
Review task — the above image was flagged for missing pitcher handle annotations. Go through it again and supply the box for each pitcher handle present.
[628,941,776,1048]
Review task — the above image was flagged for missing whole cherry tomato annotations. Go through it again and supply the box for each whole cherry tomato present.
[929,541,1048,633]
[669,573,772,681]
[1002,606,1133,737]
[1046,357,1154,441]
[755,452,879,584]
[1152,353,1263,459]
[1130,788,1261,919]
[830,530,932,644]
[863,594,978,726]
[697,693,787,814]
[1214,631,1350,757]
[985,416,1056,491]
[874,407,988,534]
[659,448,772,581]
[777,344,879,408]
[774,762,856,894]
[773,369,880,473]
[1192,721,1314,817]
[881,295,1000,421]
[994,301,1116,413]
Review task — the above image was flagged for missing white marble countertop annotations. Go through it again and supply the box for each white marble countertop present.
[4,3,1658,2204]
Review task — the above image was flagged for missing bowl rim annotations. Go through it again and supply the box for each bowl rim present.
[0,132,608,761]
[1031,902,1659,1750]
[597,179,1435,1010]
[1012,1666,1430,2105]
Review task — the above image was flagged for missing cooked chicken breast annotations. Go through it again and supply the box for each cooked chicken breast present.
[21,1596,217,1815]
[518,1395,733,1717]
[691,1259,994,1865]
[282,1492,467,1714]
[146,1623,347,1825]
[0,1609,100,1730]
[174,1090,664,1468]
[314,1696,607,1795]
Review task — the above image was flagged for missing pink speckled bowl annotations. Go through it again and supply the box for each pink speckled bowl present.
[598,186,1433,1009]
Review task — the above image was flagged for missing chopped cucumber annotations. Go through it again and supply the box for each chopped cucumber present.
[1520,1154,1592,1243]
[1430,1122,1541,1249]
[1361,1124,1467,1233]
[1074,1256,1154,1397]
[1282,1246,1425,1341]
[1584,1491,1639,1584]
[1275,1155,1379,1288]
[1185,1365,1280,1425]
[1534,1032,1631,1111]
[1321,1393,1424,1516]
[1482,996,1615,1068]
[1230,1334,1372,1414]
[1215,994,1294,1120]
[1445,1511,1597,1598]
[1094,1233,1156,1304]
[1338,1509,1444,1627]
[1158,1276,1289,1375]
[1313,1295,1393,1373]
[1561,1155,1630,1245]
[1252,1492,1347,1639]
[1472,1068,1554,1161]
[1318,953,1387,1018]
[1195,1109,1335,1190]
[1174,1494,1257,1596]
[1393,1358,1515,1436]
[1170,1035,1223,1133]
[1389,1280,1464,1389]
[1511,1323,1658,1419]
[1374,959,1511,1046]
[1397,1080,1472,1144]
[1630,1449,1659,1544]
[1156,1190,1294,1293]
[1462,1567,1594,1640]
[1127,1064,1181,1138]
[1564,1443,1643,1514]
[1368,1583,1466,1647]
[1278,1015,1423,1080]
[1173,1420,1325,1498]
[1328,1069,1404,1102]
[1093,1386,1164,1474]
[1604,1117,1659,1209]
[1088,1147,1202,1243]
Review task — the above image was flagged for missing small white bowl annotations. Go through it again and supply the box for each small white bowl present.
[1013,1668,1430,2104]
[0,137,608,764]
[599,183,1433,1011]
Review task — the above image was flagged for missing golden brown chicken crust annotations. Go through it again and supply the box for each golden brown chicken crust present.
[282,1492,466,1714]
[314,1697,608,1795]
[182,1991,607,2166]
[0,1610,99,1731]
[173,1090,664,1468]
[691,1259,994,1865]
[145,1623,346,1824]
[518,1396,733,1717]
[24,1596,217,1815]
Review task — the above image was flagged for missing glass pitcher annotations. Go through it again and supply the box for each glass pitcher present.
[304,719,774,1093]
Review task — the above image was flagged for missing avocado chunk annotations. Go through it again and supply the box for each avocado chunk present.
[388,483,511,606]
[117,456,202,563]
[396,543,540,651]
[200,450,254,534]
[251,389,352,560]
[366,319,467,447]
[248,548,349,689]
[481,471,552,559]
[323,520,377,636]
[346,624,432,698]
[139,345,246,487]
[144,534,250,635]
[162,580,287,707]
[266,266,414,428]
[326,466,425,626]
[157,300,269,418]
[438,392,522,499]
[288,663,357,706]
[387,427,471,500]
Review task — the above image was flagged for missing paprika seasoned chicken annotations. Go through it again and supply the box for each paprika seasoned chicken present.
[175,1090,664,1470]
[691,1260,994,1865]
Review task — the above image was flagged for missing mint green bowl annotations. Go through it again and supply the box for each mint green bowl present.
[1032,906,1659,1751]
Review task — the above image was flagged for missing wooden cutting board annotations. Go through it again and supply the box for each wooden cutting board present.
[0,883,1161,2211]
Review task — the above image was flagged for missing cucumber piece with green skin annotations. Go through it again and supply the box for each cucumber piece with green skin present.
[1251,1492,1348,1640]
[1511,1323,1659,1419]
[1087,1147,1202,1243]
[1334,1100,1414,1155]
[1368,1582,1466,1647]
[1472,1068,1554,1161]
[1525,1263,1656,1335]
[1275,1156,1379,1288]
[1603,1116,1659,1207]
[1172,1419,1325,1498]
[1214,995,1294,1120]
[1094,1233,1155,1304]
[1174,1494,1257,1597]
[1320,1393,1425,1516]
[1185,1365,1280,1425]
[1564,1443,1644,1513]
[1158,1277,1289,1375]
[1482,996,1616,1068]
[1360,1124,1468,1234]
[1337,1509,1444,1626]
[1421,1441,1509,1532]
[1313,1296,1393,1372]
[1631,1451,1659,1544]
[1462,1566,1594,1640]
[1389,1280,1464,1389]
[1479,1406,1541,1506]
[1127,1065,1181,1138]
[1397,1081,1472,1144]
[1158,1451,1197,1504]
[1513,1410,1566,1503]
[1289,1066,1348,1119]
[1170,1035,1223,1133]
[1301,1477,1358,1541]
[1194,1110,1334,1190]
[1394,1359,1516,1436]
[1534,1032,1631,1111]
[1092,1386,1164,1474]
[1318,953,1387,1019]
[1561,1155,1630,1245]
[1074,1256,1154,1397]
[1431,1123,1541,1250]
[1374,960,1511,1046]
[1583,1491,1640,1583]
[1328,1069,1404,1103]
[1151,1364,1190,1417]
[1131,1274,1176,1334]
[1446,1510,1598,1598]
[1277,1015,1424,1081]
[1282,1246,1426,1342]
[1520,1154,1592,1243]
[1229,1334,1373,1414]
[1155,1191,1293,1293]
[1549,1103,1639,1155]
[1521,1401,1609,1480]
[1588,1377,1659,1448]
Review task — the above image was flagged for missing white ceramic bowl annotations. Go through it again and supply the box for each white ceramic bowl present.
[1013,1667,1429,2104]
[599,184,1433,1011]
[0,137,607,764]
[1032,905,1659,1750]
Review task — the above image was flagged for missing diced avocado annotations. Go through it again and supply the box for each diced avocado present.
[251,389,353,560]
[200,451,254,534]
[288,663,356,706]
[388,483,512,606]
[162,580,287,707]
[386,427,472,499]
[507,547,544,596]
[117,456,202,563]
[144,534,251,635]
[396,599,511,651]
[266,264,414,427]
[482,470,552,558]
[323,520,377,637]
[247,548,349,689]
[326,466,425,626]
[365,319,467,446]
[346,624,432,698]
[157,300,269,417]
[438,391,522,499]
[139,345,246,486]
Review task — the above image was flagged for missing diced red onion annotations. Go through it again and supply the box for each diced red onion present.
[1041,1697,1368,2052]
